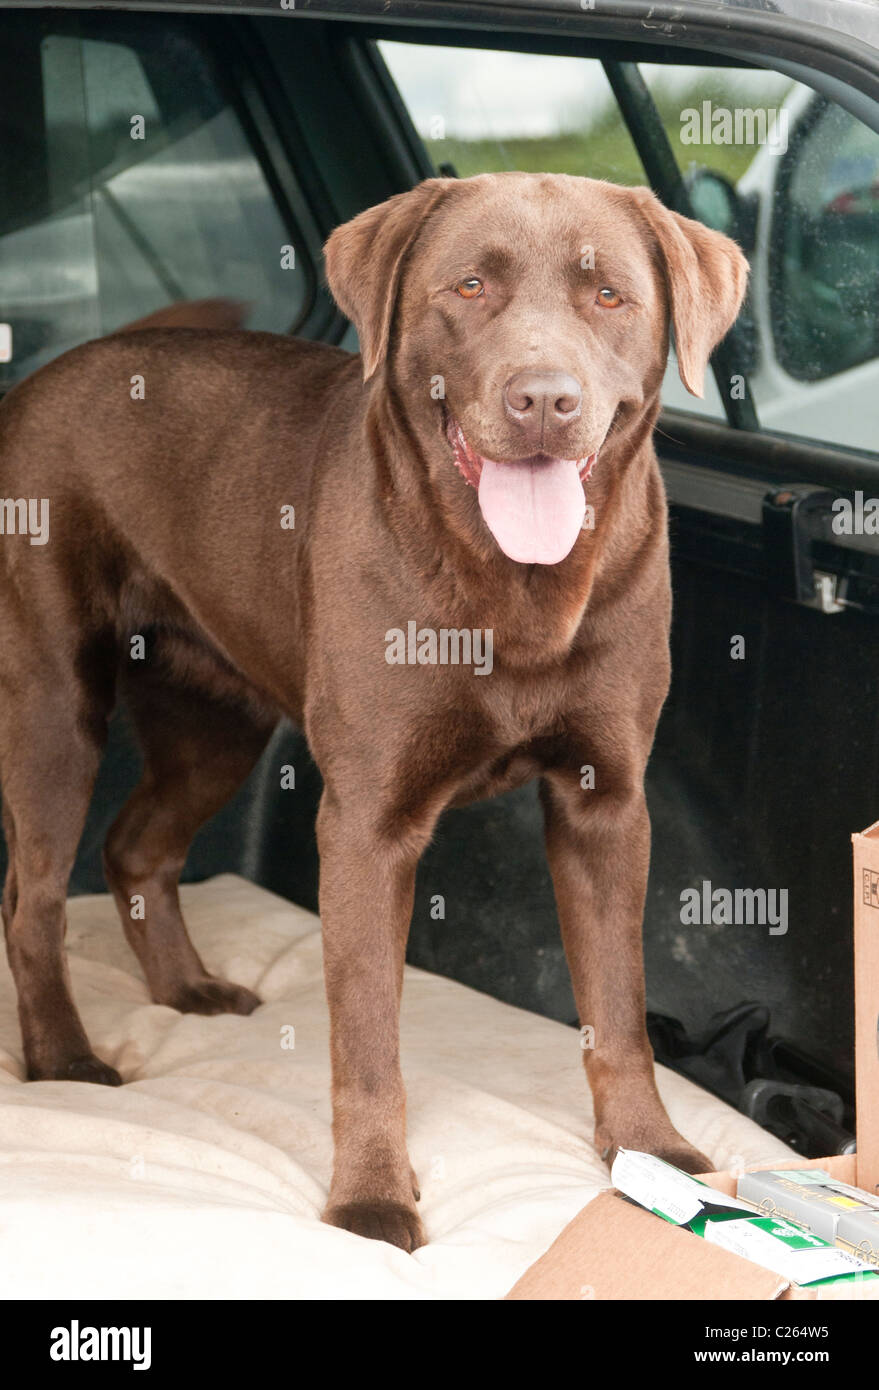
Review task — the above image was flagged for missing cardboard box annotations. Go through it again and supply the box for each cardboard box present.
[853,820,879,1197]
[507,1156,878,1300]
[506,819,879,1300]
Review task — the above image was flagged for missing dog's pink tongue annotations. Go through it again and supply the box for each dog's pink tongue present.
[478,455,586,564]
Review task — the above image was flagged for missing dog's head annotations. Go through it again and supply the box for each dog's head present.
[325,173,747,565]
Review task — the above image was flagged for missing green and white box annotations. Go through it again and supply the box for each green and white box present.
[612,1151,879,1292]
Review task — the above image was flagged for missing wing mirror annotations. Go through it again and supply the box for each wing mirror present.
[685,166,759,257]
[684,167,759,372]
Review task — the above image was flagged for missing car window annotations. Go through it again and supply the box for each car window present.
[380,41,879,455]
[673,69,879,453]
[0,21,309,390]
[380,43,646,184]
[771,97,879,383]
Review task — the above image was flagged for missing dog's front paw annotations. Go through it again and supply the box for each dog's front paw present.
[643,1140,712,1175]
[596,1120,711,1176]
[29,1053,122,1086]
[323,1199,426,1253]
[162,977,260,1017]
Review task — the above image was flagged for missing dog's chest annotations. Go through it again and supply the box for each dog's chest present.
[446,671,581,806]
[449,748,544,807]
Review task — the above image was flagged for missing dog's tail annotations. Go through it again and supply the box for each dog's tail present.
[114,298,250,334]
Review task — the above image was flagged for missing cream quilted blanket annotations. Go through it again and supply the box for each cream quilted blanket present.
[0,875,795,1299]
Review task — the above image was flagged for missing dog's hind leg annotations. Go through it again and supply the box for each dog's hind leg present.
[0,641,121,1084]
[103,648,276,1015]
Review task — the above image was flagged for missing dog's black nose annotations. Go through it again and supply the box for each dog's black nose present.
[503,371,582,434]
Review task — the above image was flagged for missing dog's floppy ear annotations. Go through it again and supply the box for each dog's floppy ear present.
[629,186,749,398]
[324,179,453,382]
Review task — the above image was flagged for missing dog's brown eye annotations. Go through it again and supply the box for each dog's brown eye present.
[596,287,623,309]
[455,277,484,299]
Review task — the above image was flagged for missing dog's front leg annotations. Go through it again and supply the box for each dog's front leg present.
[541,767,711,1174]
[317,788,427,1252]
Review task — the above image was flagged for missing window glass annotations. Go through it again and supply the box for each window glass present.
[772,97,879,382]
[0,24,308,389]
[380,42,646,183]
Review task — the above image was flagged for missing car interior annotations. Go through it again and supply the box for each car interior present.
[2,0,879,1306]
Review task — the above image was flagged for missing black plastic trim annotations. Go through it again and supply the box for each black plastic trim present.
[658,408,879,493]
[21,3,878,104]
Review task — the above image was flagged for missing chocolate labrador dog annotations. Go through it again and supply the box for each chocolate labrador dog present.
[0,173,746,1250]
